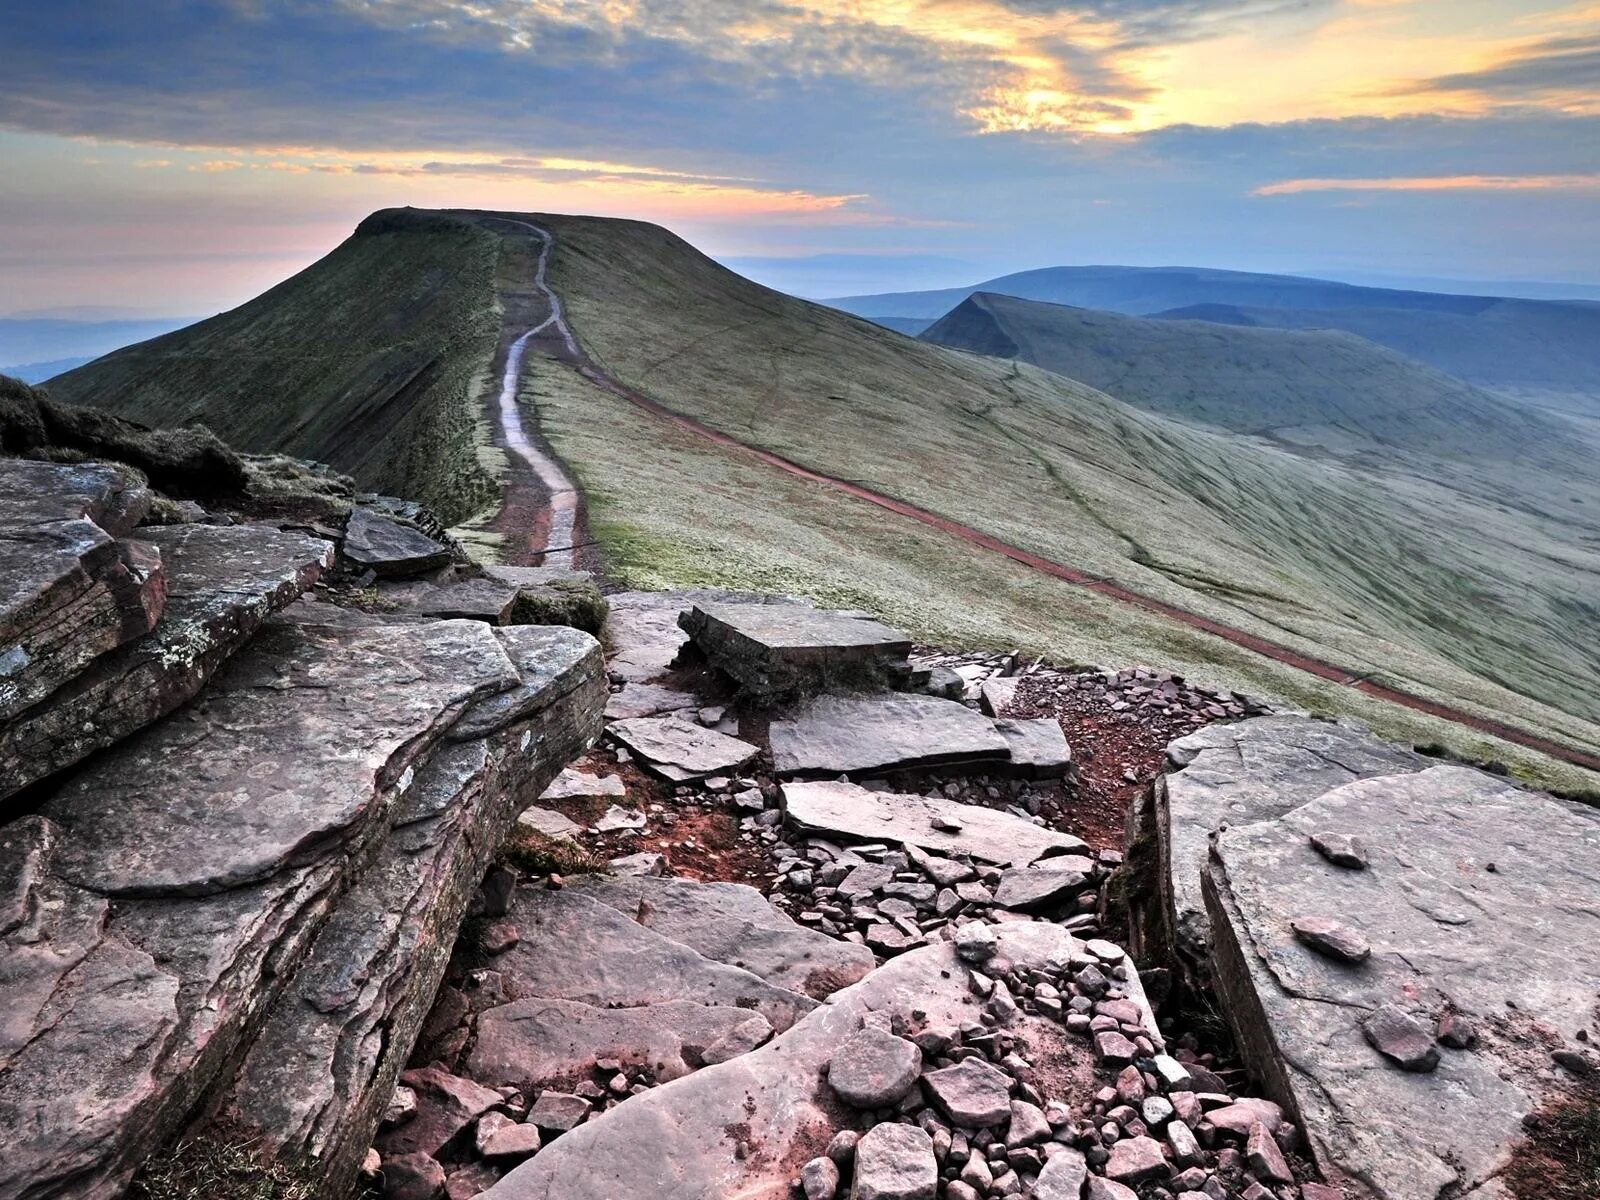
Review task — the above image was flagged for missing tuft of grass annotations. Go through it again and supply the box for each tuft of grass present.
[500,826,603,877]
[1509,1085,1600,1200]
[129,1132,315,1200]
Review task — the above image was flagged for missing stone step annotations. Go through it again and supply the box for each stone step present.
[1204,763,1600,1200]
[0,458,161,722]
[1127,714,1427,982]
[0,522,331,800]
[770,692,1014,777]
[0,615,604,1200]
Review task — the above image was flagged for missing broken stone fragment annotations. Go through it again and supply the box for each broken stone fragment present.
[677,600,912,700]
[700,1014,774,1065]
[341,507,452,577]
[801,1155,840,1200]
[1031,1147,1087,1200]
[992,716,1072,779]
[827,1026,922,1107]
[527,1091,591,1133]
[955,923,998,963]
[1290,915,1371,964]
[383,1067,504,1159]
[1246,1120,1294,1184]
[1361,1004,1441,1072]
[482,1121,542,1162]
[921,1056,1014,1127]
[769,692,1011,777]
[851,1122,938,1200]
[607,715,758,782]
[993,859,1093,911]
[1309,831,1368,869]
[1104,1135,1169,1184]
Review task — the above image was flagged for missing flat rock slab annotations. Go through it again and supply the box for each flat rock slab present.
[479,923,1081,1200]
[782,780,1086,866]
[1204,764,1600,1200]
[492,888,816,1034]
[342,507,452,577]
[569,874,875,999]
[769,693,1011,777]
[379,577,518,623]
[0,458,160,721]
[993,717,1071,779]
[470,997,770,1093]
[41,619,518,897]
[1139,716,1426,973]
[604,681,700,721]
[679,601,911,699]
[0,523,330,800]
[608,715,758,782]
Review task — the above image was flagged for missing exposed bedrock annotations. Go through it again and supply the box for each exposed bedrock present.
[0,615,604,1200]
[1203,764,1600,1200]
[1125,715,1426,986]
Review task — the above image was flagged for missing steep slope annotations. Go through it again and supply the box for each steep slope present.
[53,209,1600,790]
[828,265,1600,416]
[918,292,1595,473]
[48,210,504,522]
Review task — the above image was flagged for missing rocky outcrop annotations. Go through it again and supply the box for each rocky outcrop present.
[1128,715,1426,982]
[0,458,162,725]
[0,613,604,1200]
[0,522,331,799]
[1203,764,1600,1200]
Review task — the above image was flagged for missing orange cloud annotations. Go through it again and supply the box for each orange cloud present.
[1256,173,1600,195]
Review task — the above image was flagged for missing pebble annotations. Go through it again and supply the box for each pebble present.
[1361,1004,1441,1072]
[1290,915,1371,964]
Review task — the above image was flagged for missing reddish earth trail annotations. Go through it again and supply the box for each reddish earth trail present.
[528,232,1600,777]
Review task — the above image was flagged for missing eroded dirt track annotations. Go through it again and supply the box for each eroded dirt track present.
[514,224,1600,776]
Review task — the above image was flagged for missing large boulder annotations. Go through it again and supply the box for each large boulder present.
[1128,716,1426,982]
[1204,764,1600,1200]
[0,615,605,1200]
[770,693,1012,777]
[0,522,331,800]
[478,923,1082,1200]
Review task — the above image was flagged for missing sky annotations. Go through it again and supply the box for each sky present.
[1,0,1597,314]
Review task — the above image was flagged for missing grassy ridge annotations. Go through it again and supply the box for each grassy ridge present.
[48,209,503,523]
[533,214,1600,757]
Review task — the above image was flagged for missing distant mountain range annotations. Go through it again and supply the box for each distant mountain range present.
[828,265,1600,418]
[0,317,193,384]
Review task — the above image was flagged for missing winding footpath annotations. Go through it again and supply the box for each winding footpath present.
[487,219,582,568]
[494,223,1600,776]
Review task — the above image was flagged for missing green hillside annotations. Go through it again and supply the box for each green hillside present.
[919,292,1600,491]
[828,265,1600,418]
[51,208,1600,792]
[48,210,504,523]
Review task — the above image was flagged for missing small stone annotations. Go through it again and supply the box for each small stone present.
[1246,1121,1294,1184]
[381,1152,446,1200]
[1166,1118,1202,1166]
[1207,1100,1283,1137]
[922,1056,1015,1127]
[1437,1011,1477,1049]
[1031,1147,1087,1200]
[1094,1031,1138,1067]
[1290,916,1371,964]
[1361,1004,1440,1072]
[1006,1100,1051,1146]
[955,923,998,963]
[700,1014,775,1065]
[1310,831,1368,869]
[1104,1135,1168,1184]
[383,1085,419,1128]
[527,1090,591,1132]
[481,920,520,956]
[1085,1180,1139,1200]
[852,1122,939,1200]
[801,1154,841,1200]
[827,1129,860,1165]
[481,1121,542,1161]
[828,1027,923,1107]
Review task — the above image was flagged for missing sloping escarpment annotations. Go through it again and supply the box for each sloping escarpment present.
[0,613,605,1200]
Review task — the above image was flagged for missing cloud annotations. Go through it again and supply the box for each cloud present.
[1255,172,1600,195]
[1391,33,1600,105]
